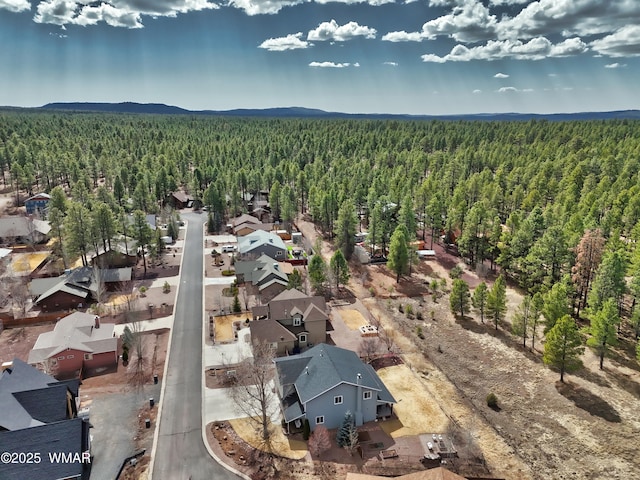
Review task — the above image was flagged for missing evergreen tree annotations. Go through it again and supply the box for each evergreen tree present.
[472,282,488,323]
[308,254,327,295]
[588,249,627,313]
[586,299,619,370]
[335,200,358,260]
[486,275,507,330]
[450,279,471,317]
[287,269,303,291]
[512,295,533,347]
[542,279,571,333]
[543,315,584,382]
[132,210,153,277]
[387,225,409,283]
[330,250,350,292]
[336,411,358,452]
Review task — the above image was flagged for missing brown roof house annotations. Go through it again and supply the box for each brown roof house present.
[28,311,118,378]
[166,191,194,209]
[250,288,328,355]
[346,468,468,480]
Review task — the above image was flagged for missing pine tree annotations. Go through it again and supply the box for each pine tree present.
[387,225,409,283]
[486,275,507,330]
[309,254,327,295]
[472,282,488,323]
[330,250,350,292]
[586,299,619,370]
[335,199,358,260]
[543,315,584,382]
[336,411,358,452]
[450,279,470,317]
[512,295,533,347]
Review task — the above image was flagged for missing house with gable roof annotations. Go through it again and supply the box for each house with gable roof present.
[0,358,91,480]
[274,343,396,432]
[25,192,52,215]
[235,253,289,302]
[28,311,118,378]
[238,229,286,261]
[251,288,328,355]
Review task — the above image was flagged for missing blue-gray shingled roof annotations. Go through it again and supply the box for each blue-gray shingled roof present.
[274,344,396,405]
[0,417,89,480]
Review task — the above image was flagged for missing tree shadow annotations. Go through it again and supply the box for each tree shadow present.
[555,381,621,423]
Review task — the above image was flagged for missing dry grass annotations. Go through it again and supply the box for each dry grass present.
[229,417,308,460]
[215,314,250,342]
[339,309,368,331]
[377,364,449,438]
[10,252,49,273]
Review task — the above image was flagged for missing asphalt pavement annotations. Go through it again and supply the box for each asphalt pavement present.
[151,214,242,480]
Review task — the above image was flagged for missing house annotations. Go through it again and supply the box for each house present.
[235,254,289,302]
[25,193,51,215]
[238,230,287,261]
[251,289,328,355]
[273,343,396,432]
[0,358,91,480]
[28,311,118,378]
[32,266,132,311]
[91,243,137,268]
[0,216,51,246]
[166,191,194,209]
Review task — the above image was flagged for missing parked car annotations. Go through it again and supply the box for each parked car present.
[221,245,236,253]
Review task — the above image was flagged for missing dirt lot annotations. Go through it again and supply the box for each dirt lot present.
[294,217,640,480]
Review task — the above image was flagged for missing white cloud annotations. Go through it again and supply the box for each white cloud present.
[259,32,311,51]
[605,62,627,68]
[383,61,398,66]
[494,72,509,78]
[590,25,640,58]
[382,31,422,42]
[309,61,359,68]
[472,89,482,93]
[226,0,301,15]
[497,86,533,93]
[308,19,376,42]
[0,0,30,12]
[421,37,587,62]
[33,0,218,27]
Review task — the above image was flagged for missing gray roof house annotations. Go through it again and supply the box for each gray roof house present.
[0,216,51,245]
[274,343,396,432]
[235,254,289,302]
[0,358,90,480]
[238,230,287,261]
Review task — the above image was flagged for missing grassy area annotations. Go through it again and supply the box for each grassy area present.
[339,309,369,331]
[229,417,308,460]
[377,364,448,438]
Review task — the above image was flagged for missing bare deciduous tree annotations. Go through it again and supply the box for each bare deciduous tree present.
[124,321,148,390]
[308,425,332,459]
[358,337,380,363]
[229,340,278,442]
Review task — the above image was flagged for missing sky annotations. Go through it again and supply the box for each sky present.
[1,0,639,115]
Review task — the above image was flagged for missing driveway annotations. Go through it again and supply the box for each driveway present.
[89,385,161,480]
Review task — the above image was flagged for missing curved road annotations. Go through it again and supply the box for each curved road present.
[151,214,239,480]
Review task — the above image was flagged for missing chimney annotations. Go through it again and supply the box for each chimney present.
[94,316,100,329]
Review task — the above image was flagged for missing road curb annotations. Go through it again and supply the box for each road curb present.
[201,227,252,480]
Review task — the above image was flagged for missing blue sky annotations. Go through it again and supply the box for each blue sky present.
[1,0,639,115]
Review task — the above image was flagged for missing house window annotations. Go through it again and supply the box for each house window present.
[363,391,372,400]
[315,416,325,425]
[84,353,93,361]
[66,355,74,359]
[293,317,301,327]
[275,250,283,257]
[57,356,65,361]
[299,334,307,343]
[334,395,343,405]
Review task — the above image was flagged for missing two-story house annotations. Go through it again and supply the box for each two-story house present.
[250,289,328,355]
[238,230,287,261]
[274,343,396,432]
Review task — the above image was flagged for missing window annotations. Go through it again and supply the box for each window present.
[57,356,65,361]
[84,353,93,361]
[66,355,74,359]
[315,416,324,425]
[299,334,307,343]
[293,317,301,326]
[363,390,372,400]
[275,250,283,257]
[334,395,343,405]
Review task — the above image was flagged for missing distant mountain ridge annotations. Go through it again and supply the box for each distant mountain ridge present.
[37,102,640,121]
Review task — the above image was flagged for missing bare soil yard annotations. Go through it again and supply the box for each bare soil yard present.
[296,217,640,480]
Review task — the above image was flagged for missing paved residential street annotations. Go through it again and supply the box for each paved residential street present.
[151,214,240,480]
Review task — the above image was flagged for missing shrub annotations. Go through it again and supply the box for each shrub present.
[486,392,499,409]
[449,265,463,279]
[369,287,376,297]
[405,304,414,316]
[416,326,424,340]
[163,281,171,294]
[139,286,147,296]
[416,311,423,321]
[221,269,235,276]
